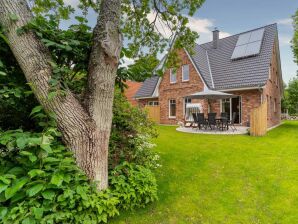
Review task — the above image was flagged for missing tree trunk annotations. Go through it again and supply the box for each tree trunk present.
[0,0,121,190]
[85,0,122,189]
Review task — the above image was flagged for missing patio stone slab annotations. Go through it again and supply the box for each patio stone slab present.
[176,126,249,135]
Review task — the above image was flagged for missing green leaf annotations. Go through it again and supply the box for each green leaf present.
[33,207,43,220]
[29,155,37,162]
[40,144,52,153]
[9,13,18,21]
[0,177,10,185]
[5,177,29,200]
[50,172,64,186]
[28,169,45,178]
[16,137,28,149]
[26,184,44,197]
[7,167,24,176]
[0,207,7,220]
[22,217,36,224]
[0,183,8,194]
[42,190,55,200]
[30,105,43,116]
[0,71,6,76]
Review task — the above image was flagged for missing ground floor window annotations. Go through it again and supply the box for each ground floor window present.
[169,99,176,118]
[221,96,241,124]
[147,101,159,106]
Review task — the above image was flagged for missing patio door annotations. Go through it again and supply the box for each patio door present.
[221,97,241,124]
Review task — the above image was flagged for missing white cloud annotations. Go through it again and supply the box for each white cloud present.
[147,12,231,44]
[277,18,292,26]
[279,35,292,46]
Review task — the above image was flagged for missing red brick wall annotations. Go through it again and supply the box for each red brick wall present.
[124,81,142,106]
[158,49,206,124]
[262,42,282,127]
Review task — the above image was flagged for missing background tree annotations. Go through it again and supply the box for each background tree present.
[292,9,298,63]
[0,0,205,190]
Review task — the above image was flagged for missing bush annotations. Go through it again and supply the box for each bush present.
[0,129,157,223]
[110,90,159,169]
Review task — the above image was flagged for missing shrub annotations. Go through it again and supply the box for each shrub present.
[0,129,157,223]
[110,90,159,169]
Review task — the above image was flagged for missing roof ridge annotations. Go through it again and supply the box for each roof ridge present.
[196,23,277,47]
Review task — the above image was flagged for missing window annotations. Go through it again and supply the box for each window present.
[169,99,176,118]
[170,69,177,83]
[184,98,191,119]
[274,98,277,112]
[182,65,190,81]
[147,101,159,106]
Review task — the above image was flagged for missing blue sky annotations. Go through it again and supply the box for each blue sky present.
[188,0,298,84]
[63,0,297,84]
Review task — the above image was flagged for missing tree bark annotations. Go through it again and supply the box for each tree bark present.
[85,0,122,189]
[0,0,121,190]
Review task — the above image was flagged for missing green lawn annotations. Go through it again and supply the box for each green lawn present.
[111,121,298,224]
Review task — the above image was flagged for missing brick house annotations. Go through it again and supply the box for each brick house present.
[134,24,283,128]
[123,81,142,106]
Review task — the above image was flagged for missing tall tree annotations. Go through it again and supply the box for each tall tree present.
[292,9,298,64]
[0,0,205,189]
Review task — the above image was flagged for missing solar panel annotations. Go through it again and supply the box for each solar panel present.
[236,32,251,46]
[249,28,265,42]
[245,41,262,56]
[231,28,265,60]
[231,45,247,59]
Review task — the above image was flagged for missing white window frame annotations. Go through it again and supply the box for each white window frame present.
[182,64,190,82]
[183,98,192,116]
[169,99,176,118]
[147,101,159,106]
[170,68,177,84]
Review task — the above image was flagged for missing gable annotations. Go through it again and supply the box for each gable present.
[189,23,279,90]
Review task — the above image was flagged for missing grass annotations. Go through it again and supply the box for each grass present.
[111,121,298,224]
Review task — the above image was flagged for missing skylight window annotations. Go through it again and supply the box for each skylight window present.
[231,28,265,60]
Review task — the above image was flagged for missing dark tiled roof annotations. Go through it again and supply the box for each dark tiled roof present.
[135,24,279,98]
[194,23,278,90]
[134,75,160,98]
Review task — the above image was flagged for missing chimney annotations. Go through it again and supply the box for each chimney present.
[212,28,219,49]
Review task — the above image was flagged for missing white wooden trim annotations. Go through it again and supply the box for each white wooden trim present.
[170,69,177,84]
[181,64,190,82]
[206,50,215,88]
[184,49,208,89]
[169,99,176,118]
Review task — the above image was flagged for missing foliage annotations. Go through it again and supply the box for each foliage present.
[292,9,298,64]
[0,129,157,223]
[283,76,298,114]
[110,90,159,169]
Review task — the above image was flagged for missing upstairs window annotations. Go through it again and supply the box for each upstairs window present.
[182,64,190,81]
[170,69,177,83]
[169,99,176,118]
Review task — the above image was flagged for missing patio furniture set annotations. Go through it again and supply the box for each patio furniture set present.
[191,112,237,132]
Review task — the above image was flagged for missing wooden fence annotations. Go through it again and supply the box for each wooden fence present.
[250,100,267,136]
[144,105,160,123]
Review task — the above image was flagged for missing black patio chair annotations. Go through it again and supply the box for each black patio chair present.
[228,112,237,132]
[197,113,208,130]
[221,112,228,119]
[207,113,217,130]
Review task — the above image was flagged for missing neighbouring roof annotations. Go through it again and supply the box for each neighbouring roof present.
[134,76,160,98]
[135,23,281,99]
[124,81,143,105]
